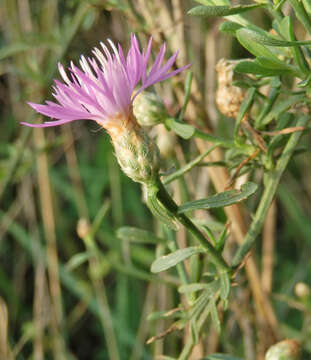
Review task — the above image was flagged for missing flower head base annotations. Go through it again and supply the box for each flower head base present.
[112,113,160,184]
[22,34,190,184]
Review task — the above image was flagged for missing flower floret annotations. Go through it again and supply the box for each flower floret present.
[22,34,190,129]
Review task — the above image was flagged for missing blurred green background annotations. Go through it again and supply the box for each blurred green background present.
[1,0,311,359]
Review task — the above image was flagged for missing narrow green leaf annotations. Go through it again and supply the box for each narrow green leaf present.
[297,74,311,88]
[190,253,203,283]
[235,60,294,76]
[193,0,252,27]
[165,118,195,139]
[178,182,258,213]
[219,272,230,301]
[215,226,228,252]
[262,95,304,125]
[104,0,128,11]
[302,0,311,15]
[238,26,311,47]
[116,227,164,244]
[236,28,281,60]
[0,38,59,60]
[219,21,243,35]
[65,252,91,271]
[190,290,211,320]
[210,300,221,332]
[0,43,32,60]
[205,354,243,360]
[190,319,199,344]
[234,87,256,139]
[188,4,261,18]
[256,57,296,72]
[151,247,205,273]
[178,280,219,294]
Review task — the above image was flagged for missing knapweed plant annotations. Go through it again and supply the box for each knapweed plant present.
[2,0,311,358]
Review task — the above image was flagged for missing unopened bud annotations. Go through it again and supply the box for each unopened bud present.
[111,112,160,184]
[216,58,245,118]
[265,339,300,360]
[77,218,90,239]
[133,92,169,126]
[295,282,310,299]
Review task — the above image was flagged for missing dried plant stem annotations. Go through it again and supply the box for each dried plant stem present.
[130,284,156,360]
[232,115,310,266]
[0,297,12,360]
[62,125,89,219]
[150,1,279,337]
[172,0,187,66]
[205,20,219,125]
[62,126,121,359]
[231,298,256,360]
[33,127,66,359]
[82,225,120,360]
[21,176,47,360]
[195,138,280,339]
[262,200,277,293]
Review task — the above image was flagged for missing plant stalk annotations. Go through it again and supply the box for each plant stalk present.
[232,115,309,267]
[155,178,230,273]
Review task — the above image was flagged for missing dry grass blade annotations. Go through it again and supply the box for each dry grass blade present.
[260,126,306,136]
[0,297,11,360]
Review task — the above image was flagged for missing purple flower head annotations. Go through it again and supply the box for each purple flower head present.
[22,34,190,130]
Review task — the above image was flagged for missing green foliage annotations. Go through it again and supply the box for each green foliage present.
[151,247,205,273]
[205,355,243,360]
[117,226,165,244]
[1,0,311,359]
[188,4,262,18]
[165,117,195,139]
[178,182,258,213]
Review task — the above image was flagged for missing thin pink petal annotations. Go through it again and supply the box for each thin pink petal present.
[24,34,190,130]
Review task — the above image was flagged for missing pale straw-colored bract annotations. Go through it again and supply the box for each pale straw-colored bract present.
[22,34,190,128]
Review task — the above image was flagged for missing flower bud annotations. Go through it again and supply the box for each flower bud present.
[295,282,311,299]
[133,91,169,127]
[110,112,160,184]
[77,218,90,239]
[265,339,300,360]
[216,58,245,118]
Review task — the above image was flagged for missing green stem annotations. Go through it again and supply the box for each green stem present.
[194,129,255,154]
[232,115,309,267]
[163,145,217,185]
[154,179,230,273]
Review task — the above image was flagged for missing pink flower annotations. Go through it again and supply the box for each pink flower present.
[22,34,190,130]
